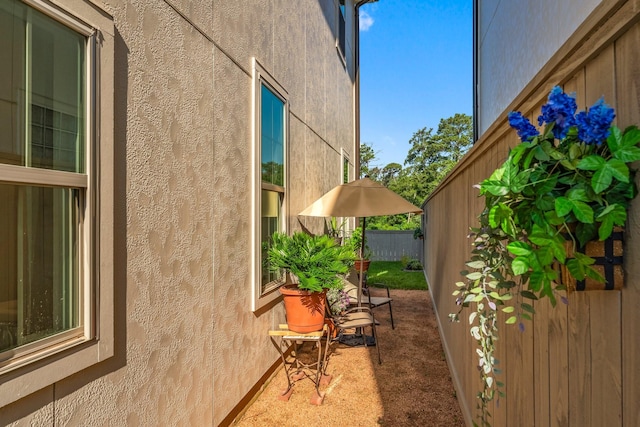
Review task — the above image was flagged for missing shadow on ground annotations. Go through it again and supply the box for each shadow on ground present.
[234,289,464,427]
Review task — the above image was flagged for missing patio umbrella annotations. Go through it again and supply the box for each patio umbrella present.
[299,177,423,306]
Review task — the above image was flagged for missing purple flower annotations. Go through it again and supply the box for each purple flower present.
[575,98,616,145]
[508,111,539,141]
[538,86,577,139]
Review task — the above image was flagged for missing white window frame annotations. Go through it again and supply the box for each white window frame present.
[341,148,351,184]
[251,58,289,312]
[0,0,114,407]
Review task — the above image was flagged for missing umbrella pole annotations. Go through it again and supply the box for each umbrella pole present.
[358,217,366,307]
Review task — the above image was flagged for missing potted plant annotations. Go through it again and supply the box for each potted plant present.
[348,226,373,272]
[449,86,640,426]
[413,226,424,240]
[268,232,355,333]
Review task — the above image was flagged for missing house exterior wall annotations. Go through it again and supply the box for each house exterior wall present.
[1,1,357,425]
[427,1,640,426]
[476,0,601,134]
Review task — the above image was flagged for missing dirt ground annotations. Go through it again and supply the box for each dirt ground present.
[234,289,465,427]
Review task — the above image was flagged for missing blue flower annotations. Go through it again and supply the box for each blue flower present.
[508,111,539,141]
[537,86,577,139]
[575,98,616,145]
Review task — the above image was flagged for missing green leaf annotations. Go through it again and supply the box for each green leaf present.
[502,306,515,313]
[511,169,531,193]
[466,260,486,269]
[529,271,544,291]
[555,197,573,217]
[571,200,594,224]
[488,205,501,228]
[483,180,510,196]
[521,302,535,314]
[536,174,558,195]
[613,146,640,163]
[509,143,531,165]
[621,125,640,148]
[591,168,613,194]
[585,265,605,283]
[507,241,533,256]
[535,245,554,266]
[577,155,605,171]
[550,238,567,264]
[576,222,597,248]
[567,188,589,202]
[488,165,505,181]
[512,257,530,276]
[520,290,539,300]
[574,251,596,265]
[598,216,614,241]
[607,125,622,152]
[505,316,517,324]
[466,272,483,280]
[568,143,583,161]
[566,258,585,281]
[606,159,629,183]
[560,159,576,170]
[598,203,627,225]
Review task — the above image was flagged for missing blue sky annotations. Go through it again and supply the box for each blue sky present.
[359,0,473,168]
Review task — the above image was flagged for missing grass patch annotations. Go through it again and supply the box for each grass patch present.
[366,261,428,290]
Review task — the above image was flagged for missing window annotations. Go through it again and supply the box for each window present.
[252,59,288,311]
[0,0,113,406]
[342,150,351,184]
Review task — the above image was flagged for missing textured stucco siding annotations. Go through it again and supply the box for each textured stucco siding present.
[1,0,355,426]
[477,0,601,134]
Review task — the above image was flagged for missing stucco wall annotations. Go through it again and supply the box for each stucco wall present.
[1,0,356,425]
[477,0,601,134]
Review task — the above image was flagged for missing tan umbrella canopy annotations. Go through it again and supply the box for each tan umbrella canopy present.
[299,177,423,218]
[299,177,423,306]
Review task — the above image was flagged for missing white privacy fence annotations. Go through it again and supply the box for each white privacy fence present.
[366,230,423,261]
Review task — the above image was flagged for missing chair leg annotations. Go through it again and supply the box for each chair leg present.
[371,321,382,364]
[388,303,395,330]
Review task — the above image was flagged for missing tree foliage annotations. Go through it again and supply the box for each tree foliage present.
[361,113,473,229]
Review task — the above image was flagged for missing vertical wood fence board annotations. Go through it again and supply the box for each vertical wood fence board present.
[617,23,640,427]
[548,299,569,426]
[589,292,623,425]
[533,298,550,427]
[567,291,592,427]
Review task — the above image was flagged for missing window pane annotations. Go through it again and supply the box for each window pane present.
[343,156,349,183]
[261,189,282,293]
[0,184,80,354]
[261,84,284,186]
[0,0,85,173]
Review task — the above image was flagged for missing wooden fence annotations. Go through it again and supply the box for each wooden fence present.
[424,4,640,426]
[366,230,422,261]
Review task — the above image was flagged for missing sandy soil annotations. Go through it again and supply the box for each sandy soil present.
[233,289,465,427]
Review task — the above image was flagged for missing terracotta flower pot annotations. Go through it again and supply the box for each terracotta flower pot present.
[279,284,327,333]
[354,259,371,272]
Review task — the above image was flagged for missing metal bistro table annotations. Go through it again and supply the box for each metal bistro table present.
[268,323,332,405]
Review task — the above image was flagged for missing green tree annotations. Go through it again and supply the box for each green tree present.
[399,113,473,203]
[359,142,381,180]
[359,114,472,230]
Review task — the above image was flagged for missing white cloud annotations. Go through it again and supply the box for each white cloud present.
[359,11,374,31]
